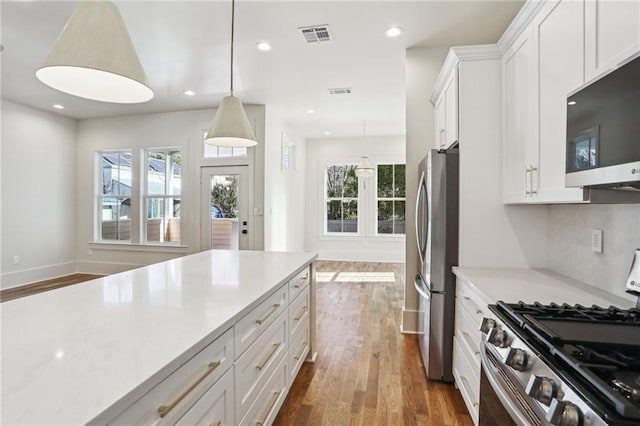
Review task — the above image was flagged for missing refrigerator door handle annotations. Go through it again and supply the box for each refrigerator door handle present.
[415,170,426,265]
[413,274,430,301]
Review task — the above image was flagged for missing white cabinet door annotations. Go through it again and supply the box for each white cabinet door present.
[585,0,640,82]
[444,69,459,147]
[503,26,538,203]
[434,94,446,149]
[534,0,586,203]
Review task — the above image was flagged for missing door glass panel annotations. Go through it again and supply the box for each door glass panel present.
[209,174,239,249]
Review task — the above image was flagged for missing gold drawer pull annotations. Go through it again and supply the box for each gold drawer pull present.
[256,391,281,425]
[294,341,308,360]
[292,273,309,289]
[256,304,280,325]
[209,422,221,426]
[256,343,281,371]
[463,296,483,315]
[462,331,480,356]
[158,361,221,418]
[293,306,308,321]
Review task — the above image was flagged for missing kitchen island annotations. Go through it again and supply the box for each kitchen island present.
[1,249,317,425]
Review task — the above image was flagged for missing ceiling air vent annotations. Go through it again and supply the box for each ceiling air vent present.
[299,25,332,43]
[328,87,352,95]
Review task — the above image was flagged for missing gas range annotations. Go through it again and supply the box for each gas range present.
[480,301,640,426]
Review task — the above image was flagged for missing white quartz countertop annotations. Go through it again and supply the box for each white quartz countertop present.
[1,250,317,425]
[452,267,634,309]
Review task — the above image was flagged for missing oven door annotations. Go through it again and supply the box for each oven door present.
[479,340,549,426]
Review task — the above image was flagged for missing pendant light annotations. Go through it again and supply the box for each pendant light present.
[204,0,257,147]
[36,1,153,104]
[355,121,374,178]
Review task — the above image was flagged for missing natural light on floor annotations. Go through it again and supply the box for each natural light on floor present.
[316,272,396,283]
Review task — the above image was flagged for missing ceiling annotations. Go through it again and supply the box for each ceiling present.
[0,1,523,139]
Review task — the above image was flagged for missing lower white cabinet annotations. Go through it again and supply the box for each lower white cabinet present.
[288,317,310,387]
[239,356,288,426]
[175,367,235,426]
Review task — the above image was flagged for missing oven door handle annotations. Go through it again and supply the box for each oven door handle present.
[480,340,539,426]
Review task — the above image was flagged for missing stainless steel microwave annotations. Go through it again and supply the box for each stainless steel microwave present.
[565,54,640,190]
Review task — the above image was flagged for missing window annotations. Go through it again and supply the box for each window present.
[203,132,248,158]
[377,164,406,235]
[325,164,358,233]
[145,149,181,243]
[99,151,132,241]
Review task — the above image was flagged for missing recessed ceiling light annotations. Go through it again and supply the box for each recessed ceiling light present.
[52,104,65,109]
[567,101,577,106]
[306,109,316,114]
[184,90,195,96]
[256,41,272,51]
[385,27,404,37]
[324,131,332,135]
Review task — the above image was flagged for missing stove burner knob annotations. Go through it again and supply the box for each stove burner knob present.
[546,399,583,426]
[525,376,559,406]
[487,327,508,348]
[480,317,496,333]
[504,348,528,371]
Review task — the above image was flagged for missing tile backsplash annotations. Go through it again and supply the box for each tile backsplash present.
[548,204,640,302]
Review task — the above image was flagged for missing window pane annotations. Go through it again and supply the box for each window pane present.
[147,151,165,195]
[146,198,180,242]
[343,166,358,198]
[377,164,393,198]
[378,200,393,234]
[394,200,406,234]
[327,165,344,198]
[168,151,181,196]
[343,201,358,233]
[327,200,342,232]
[394,165,406,197]
[211,175,239,218]
[102,152,132,196]
[101,198,131,241]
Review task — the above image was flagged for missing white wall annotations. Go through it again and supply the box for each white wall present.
[404,47,449,331]
[304,135,406,262]
[264,106,306,252]
[1,100,78,288]
[75,106,266,274]
[548,204,640,301]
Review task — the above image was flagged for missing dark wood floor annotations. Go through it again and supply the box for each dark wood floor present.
[274,261,473,426]
[0,273,102,302]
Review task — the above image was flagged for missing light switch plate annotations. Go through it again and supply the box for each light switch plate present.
[591,229,603,253]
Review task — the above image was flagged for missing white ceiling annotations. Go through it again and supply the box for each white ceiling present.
[1,1,523,139]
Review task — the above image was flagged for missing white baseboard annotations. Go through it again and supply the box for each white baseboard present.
[1,261,78,290]
[401,307,420,333]
[315,250,405,263]
[77,261,144,276]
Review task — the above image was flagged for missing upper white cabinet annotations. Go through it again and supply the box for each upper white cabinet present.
[585,0,640,82]
[431,63,459,150]
[499,0,639,204]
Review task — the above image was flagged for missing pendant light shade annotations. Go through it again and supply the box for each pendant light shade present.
[355,155,375,178]
[206,0,258,147]
[204,96,257,147]
[36,1,153,104]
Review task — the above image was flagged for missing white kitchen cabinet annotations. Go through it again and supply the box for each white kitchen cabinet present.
[502,26,537,203]
[431,65,459,150]
[585,0,640,82]
[175,367,235,426]
[533,0,585,203]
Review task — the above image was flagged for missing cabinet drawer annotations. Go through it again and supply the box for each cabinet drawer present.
[453,336,480,425]
[288,285,310,339]
[234,284,288,358]
[288,318,310,387]
[239,356,288,426]
[109,327,234,425]
[175,366,234,426]
[288,267,310,302]
[455,298,482,372]
[456,278,489,326]
[235,310,287,421]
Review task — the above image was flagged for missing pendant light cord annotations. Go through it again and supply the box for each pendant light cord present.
[230,0,235,96]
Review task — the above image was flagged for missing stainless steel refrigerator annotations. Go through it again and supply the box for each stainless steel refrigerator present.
[414,148,459,382]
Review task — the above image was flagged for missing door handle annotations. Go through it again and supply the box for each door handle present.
[242,230,248,234]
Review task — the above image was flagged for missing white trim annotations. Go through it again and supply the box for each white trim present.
[497,0,546,53]
[88,241,189,253]
[315,250,404,263]
[1,261,78,290]
[401,307,419,334]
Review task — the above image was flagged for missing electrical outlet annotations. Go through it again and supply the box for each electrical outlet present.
[592,229,603,253]
[12,256,20,265]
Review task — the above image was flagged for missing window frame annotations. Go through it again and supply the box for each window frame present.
[97,150,133,242]
[323,163,360,235]
[375,163,406,236]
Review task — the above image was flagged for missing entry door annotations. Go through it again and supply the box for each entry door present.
[201,166,250,251]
